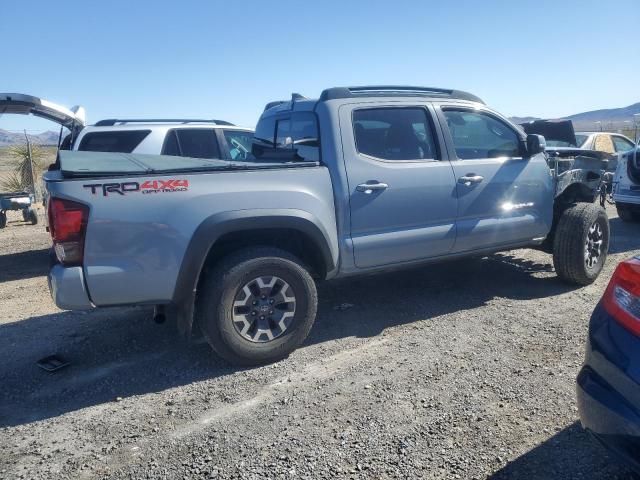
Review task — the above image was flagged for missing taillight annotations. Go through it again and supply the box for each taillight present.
[602,257,640,336]
[47,197,89,266]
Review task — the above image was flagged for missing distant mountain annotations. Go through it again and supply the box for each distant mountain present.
[0,129,59,147]
[511,102,640,131]
[566,102,640,123]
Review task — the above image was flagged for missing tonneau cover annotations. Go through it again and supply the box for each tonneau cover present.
[57,150,318,178]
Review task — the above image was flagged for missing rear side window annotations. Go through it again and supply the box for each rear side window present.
[162,129,220,159]
[613,136,635,153]
[78,130,150,153]
[252,112,320,162]
[223,130,254,161]
[443,110,521,159]
[353,108,438,161]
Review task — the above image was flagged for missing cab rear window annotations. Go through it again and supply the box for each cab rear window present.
[252,112,320,162]
[78,130,151,153]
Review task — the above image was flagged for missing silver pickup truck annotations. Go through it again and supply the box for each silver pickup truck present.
[44,86,609,365]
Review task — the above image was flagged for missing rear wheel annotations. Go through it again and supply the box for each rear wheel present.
[0,211,6,229]
[616,203,640,223]
[196,247,318,366]
[553,203,609,285]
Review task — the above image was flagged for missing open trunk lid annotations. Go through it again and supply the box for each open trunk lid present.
[0,93,85,131]
[520,119,577,147]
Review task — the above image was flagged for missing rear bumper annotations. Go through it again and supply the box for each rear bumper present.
[48,264,93,310]
[577,367,640,472]
[577,303,640,473]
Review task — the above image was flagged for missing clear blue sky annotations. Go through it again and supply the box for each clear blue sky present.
[2,0,639,132]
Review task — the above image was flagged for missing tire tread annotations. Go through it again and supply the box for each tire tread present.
[553,203,608,285]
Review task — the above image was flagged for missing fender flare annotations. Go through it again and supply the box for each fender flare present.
[171,209,337,336]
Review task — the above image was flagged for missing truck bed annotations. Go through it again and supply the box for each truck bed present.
[44,151,338,308]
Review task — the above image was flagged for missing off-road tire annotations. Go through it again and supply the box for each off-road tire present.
[0,211,6,229]
[196,247,318,366]
[616,203,640,223]
[553,203,609,286]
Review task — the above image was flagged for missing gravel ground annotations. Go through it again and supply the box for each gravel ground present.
[0,204,639,480]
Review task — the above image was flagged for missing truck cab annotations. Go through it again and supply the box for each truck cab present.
[259,86,554,272]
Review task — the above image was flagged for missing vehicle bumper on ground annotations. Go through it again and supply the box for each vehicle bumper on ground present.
[577,304,640,473]
[48,264,93,310]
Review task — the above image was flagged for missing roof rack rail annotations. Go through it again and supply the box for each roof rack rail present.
[94,118,235,127]
[319,86,484,104]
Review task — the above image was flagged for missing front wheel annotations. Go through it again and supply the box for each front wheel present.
[553,203,609,286]
[196,247,318,366]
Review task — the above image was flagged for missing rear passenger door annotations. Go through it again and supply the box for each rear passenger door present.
[438,107,553,253]
[340,104,458,268]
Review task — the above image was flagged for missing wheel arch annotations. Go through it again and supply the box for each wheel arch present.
[170,209,337,336]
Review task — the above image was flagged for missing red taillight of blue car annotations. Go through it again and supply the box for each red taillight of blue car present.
[603,257,640,337]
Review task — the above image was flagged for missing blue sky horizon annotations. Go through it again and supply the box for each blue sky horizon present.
[2,0,639,132]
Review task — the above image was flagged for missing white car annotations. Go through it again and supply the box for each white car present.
[0,93,254,162]
[545,131,635,153]
[71,120,254,161]
[547,131,636,172]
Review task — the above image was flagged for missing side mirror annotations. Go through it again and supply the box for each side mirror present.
[526,134,546,156]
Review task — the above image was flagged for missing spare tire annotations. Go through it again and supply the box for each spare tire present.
[553,203,609,285]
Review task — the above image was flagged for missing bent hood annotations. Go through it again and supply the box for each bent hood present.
[521,119,576,147]
[0,93,85,130]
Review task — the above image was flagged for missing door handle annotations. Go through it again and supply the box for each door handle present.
[356,182,388,194]
[458,174,484,186]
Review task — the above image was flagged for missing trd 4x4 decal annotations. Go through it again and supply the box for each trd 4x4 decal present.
[83,179,189,196]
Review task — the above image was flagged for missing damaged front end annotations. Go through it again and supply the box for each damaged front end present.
[521,119,605,201]
[547,147,607,201]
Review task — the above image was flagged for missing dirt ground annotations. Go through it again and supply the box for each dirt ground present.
[0,204,639,480]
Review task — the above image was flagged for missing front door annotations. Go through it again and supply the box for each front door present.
[340,104,458,268]
[438,107,554,253]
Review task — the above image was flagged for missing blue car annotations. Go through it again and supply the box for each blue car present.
[577,256,640,472]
